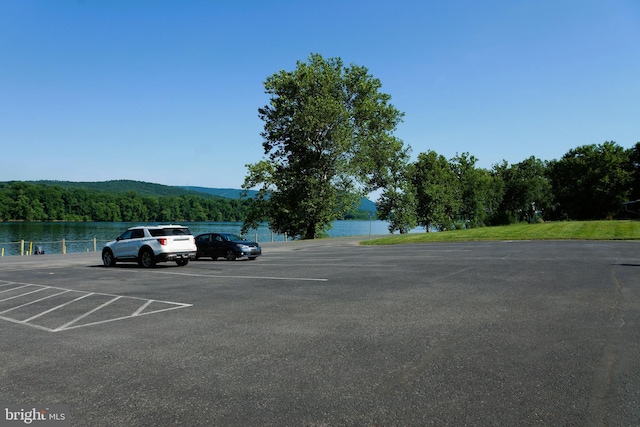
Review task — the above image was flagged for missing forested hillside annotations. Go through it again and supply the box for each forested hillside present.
[177,186,256,199]
[0,181,249,222]
[0,180,373,222]
[35,180,214,198]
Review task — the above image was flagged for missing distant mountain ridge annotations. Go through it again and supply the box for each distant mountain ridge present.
[23,180,376,212]
[179,186,257,199]
[176,186,377,212]
[31,180,216,198]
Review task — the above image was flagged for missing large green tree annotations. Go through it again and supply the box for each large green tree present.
[376,149,417,234]
[548,141,632,220]
[493,156,552,224]
[410,150,460,231]
[242,54,407,239]
[450,152,499,228]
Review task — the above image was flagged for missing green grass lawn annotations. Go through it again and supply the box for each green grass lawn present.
[361,220,640,245]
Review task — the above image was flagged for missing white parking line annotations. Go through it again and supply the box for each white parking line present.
[57,300,192,332]
[144,270,329,282]
[0,289,71,314]
[56,295,121,330]
[0,285,53,303]
[23,292,94,323]
[0,283,31,294]
[132,299,153,316]
[0,280,192,333]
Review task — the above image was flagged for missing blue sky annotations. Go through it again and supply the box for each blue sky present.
[2,0,639,191]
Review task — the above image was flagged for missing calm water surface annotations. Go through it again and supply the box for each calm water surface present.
[0,221,422,256]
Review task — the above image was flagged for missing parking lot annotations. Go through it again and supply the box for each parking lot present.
[1,238,639,426]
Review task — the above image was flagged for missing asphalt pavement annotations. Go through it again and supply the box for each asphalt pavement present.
[0,238,639,426]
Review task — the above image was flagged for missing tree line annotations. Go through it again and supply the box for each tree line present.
[377,141,640,233]
[240,53,639,239]
[0,182,251,222]
[1,140,637,228]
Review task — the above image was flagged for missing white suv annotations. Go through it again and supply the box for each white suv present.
[102,225,197,268]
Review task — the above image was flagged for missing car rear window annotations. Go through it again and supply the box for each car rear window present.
[149,227,192,237]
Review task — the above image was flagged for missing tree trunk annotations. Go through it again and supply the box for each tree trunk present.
[304,223,316,239]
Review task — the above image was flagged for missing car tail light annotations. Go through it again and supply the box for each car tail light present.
[157,238,167,245]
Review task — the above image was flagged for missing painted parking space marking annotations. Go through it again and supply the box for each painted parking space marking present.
[0,280,192,333]
[142,269,329,282]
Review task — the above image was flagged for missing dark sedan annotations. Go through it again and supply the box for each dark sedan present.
[195,232,262,261]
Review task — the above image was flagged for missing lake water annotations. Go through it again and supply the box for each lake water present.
[0,221,424,256]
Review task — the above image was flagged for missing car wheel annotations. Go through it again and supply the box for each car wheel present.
[176,259,189,266]
[102,249,116,267]
[139,248,156,268]
[195,252,200,260]
[225,249,236,261]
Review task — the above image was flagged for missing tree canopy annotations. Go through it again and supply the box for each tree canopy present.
[410,151,460,231]
[548,141,633,220]
[374,141,639,233]
[493,156,552,224]
[0,182,250,222]
[242,54,408,239]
